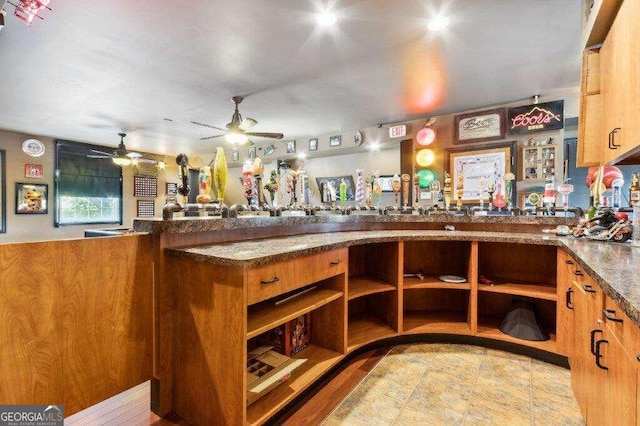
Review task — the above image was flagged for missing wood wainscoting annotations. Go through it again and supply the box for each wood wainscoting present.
[0,234,153,416]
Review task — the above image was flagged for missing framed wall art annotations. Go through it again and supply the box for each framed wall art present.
[286,140,296,154]
[454,108,506,145]
[309,138,318,152]
[445,141,517,205]
[16,182,48,214]
[25,164,43,179]
[329,135,342,147]
[315,175,355,201]
[166,182,178,195]
[133,176,158,197]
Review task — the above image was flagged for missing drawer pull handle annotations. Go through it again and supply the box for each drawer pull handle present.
[565,287,574,310]
[595,339,609,370]
[330,259,343,265]
[608,130,616,149]
[260,277,280,285]
[590,328,603,355]
[611,127,621,148]
[603,309,623,323]
[582,284,596,293]
[565,260,574,265]
[574,270,583,276]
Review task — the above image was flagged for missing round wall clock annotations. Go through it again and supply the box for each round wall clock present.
[354,131,363,146]
[22,139,45,157]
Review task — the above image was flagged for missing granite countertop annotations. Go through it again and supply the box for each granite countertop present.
[166,230,640,329]
[133,214,577,234]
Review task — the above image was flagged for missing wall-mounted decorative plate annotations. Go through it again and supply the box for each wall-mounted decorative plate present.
[22,139,45,157]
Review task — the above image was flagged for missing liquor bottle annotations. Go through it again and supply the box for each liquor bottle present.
[630,172,640,207]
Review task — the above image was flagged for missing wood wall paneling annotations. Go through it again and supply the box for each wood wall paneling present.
[0,235,153,416]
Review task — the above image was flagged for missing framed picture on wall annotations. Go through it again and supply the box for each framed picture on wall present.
[309,138,318,151]
[286,140,296,154]
[25,164,43,179]
[15,182,48,214]
[454,108,506,144]
[329,135,341,147]
[445,141,517,206]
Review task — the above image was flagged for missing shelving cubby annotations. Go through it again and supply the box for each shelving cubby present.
[402,240,474,289]
[477,242,557,300]
[402,288,472,335]
[246,274,347,424]
[347,292,398,351]
[348,242,400,300]
[476,292,558,353]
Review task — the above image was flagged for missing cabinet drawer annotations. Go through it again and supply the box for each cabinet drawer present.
[603,295,640,358]
[247,248,347,305]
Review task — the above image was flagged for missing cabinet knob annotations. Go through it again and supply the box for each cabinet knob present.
[603,309,623,323]
[330,259,343,265]
[260,277,280,285]
[565,287,574,310]
[582,284,596,293]
[565,260,574,265]
[574,270,583,276]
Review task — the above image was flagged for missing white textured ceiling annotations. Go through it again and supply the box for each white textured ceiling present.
[0,0,582,156]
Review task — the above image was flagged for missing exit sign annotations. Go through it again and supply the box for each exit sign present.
[389,125,407,138]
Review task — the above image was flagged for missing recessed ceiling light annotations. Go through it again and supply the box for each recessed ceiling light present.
[428,15,450,32]
[316,11,337,26]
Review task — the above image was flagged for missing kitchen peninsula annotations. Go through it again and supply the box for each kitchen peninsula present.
[134,214,640,425]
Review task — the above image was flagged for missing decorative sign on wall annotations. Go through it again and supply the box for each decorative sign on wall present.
[15,182,48,214]
[137,200,155,217]
[454,108,506,144]
[133,176,158,197]
[24,164,43,179]
[389,125,407,139]
[507,100,564,134]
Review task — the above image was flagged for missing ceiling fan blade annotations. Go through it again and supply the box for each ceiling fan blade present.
[87,154,111,159]
[90,149,114,156]
[239,117,257,131]
[126,152,142,158]
[191,121,227,131]
[245,132,284,139]
[200,134,226,141]
[137,158,158,164]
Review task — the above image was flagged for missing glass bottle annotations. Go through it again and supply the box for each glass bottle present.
[585,195,597,220]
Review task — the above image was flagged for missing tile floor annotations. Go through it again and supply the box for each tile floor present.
[322,343,584,425]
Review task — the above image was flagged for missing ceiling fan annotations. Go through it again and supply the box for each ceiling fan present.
[87,133,155,166]
[191,96,284,145]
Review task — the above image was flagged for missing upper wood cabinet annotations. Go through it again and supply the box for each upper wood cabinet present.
[580,0,640,165]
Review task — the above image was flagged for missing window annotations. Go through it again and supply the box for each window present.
[54,140,123,227]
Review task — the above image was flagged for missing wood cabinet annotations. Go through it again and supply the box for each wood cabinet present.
[568,261,639,426]
[164,237,640,425]
[522,144,557,181]
[581,0,640,165]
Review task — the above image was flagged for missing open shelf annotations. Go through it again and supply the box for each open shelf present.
[247,288,343,339]
[403,312,470,335]
[477,280,557,301]
[246,343,343,425]
[348,275,396,300]
[347,314,396,352]
[477,316,558,353]
[403,275,471,290]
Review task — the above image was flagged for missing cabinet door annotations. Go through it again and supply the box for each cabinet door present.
[602,0,640,164]
[523,147,540,180]
[556,251,575,357]
[600,328,637,426]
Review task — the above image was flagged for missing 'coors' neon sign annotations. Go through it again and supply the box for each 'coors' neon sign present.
[507,100,564,135]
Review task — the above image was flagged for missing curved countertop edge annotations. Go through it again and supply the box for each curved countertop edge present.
[165,229,640,329]
[133,214,577,234]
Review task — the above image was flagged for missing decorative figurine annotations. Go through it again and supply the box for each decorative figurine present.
[196,165,213,204]
[213,147,228,205]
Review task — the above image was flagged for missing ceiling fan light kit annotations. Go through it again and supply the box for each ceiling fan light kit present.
[193,96,284,145]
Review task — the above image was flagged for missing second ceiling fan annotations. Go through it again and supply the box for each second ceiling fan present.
[191,96,284,145]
